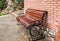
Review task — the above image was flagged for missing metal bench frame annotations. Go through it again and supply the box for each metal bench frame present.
[16,9,48,41]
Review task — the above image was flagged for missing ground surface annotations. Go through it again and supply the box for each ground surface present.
[0,14,30,41]
[0,14,54,41]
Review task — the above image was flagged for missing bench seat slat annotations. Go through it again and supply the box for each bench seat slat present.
[16,9,48,28]
[16,16,35,28]
[26,14,42,21]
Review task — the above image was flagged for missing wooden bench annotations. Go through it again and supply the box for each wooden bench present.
[16,9,48,40]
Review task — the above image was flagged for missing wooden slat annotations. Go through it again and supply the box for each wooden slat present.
[16,9,47,28]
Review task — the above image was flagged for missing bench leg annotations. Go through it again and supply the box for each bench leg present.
[29,24,45,40]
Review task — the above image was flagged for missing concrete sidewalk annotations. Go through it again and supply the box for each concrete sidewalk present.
[0,14,30,41]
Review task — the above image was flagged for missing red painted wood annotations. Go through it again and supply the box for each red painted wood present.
[16,9,46,28]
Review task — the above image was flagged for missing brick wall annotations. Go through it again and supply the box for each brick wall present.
[24,0,60,31]
[24,0,60,41]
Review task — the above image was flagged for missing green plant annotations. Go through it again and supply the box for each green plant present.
[16,0,24,9]
[13,0,24,10]
[0,0,6,10]
[16,0,24,2]
[0,13,6,16]
[13,3,17,10]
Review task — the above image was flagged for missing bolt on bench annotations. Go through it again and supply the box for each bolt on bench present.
[16,9,48,41]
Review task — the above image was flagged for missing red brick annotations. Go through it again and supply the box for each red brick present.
[24,0,60,41]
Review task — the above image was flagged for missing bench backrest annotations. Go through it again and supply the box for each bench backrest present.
[25,9,48,21]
